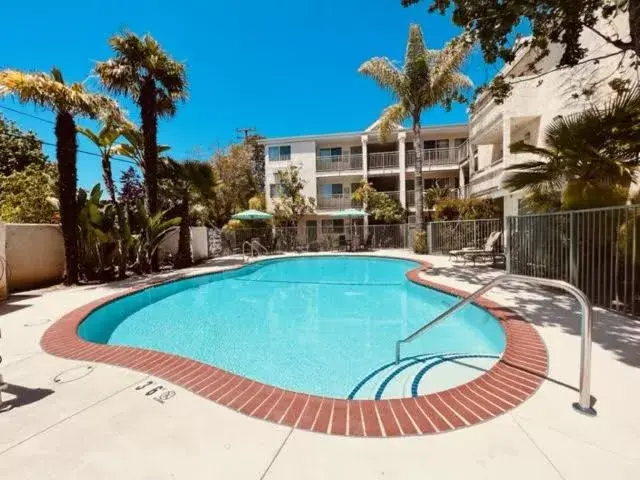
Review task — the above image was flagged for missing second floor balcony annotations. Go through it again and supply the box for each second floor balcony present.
[316,194,362,210]
[316,153,363,172]
[406,147,460,168]
[368,151,400,170]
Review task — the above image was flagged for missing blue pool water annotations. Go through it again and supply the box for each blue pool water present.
[79,256,505,398]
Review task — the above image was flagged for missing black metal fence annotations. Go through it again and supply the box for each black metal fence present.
[427,218,504,254]
[507,205,640,315]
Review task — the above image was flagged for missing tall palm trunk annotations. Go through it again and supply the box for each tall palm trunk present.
[101,156,127,279]
[413,118,424,230]
[174,195,192,269]
[140,76,160,270]
[56,111,79,285]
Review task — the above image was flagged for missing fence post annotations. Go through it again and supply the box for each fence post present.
[505,216,512,274]
[427,223,433,254]
[569,211,578,286]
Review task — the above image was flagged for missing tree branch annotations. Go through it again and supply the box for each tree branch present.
[505,50,625,86]
[584,24,632,52]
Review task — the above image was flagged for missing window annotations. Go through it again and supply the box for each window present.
[319,184,343,197]
[268,145,291,161]
[321,219,344,233]
[319,147,342,160]
[454,138,467,147]
[424,139,450,150]
[269,184,281,198]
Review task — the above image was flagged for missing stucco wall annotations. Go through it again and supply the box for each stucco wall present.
[157,226,208,263]
[4,223,65,291]
[0,223,7,300]
[265,140,317,211]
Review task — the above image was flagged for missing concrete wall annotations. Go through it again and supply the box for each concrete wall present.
[3,223,65,292]
[157,226,208,263]
[0,223,6,300]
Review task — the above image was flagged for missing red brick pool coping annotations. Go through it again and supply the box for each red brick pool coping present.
[41,257,548,437]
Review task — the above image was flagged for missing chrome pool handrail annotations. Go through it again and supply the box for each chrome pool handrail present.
[241,240,269,262]
[395,273,596,416]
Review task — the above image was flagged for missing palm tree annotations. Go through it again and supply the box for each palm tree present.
[162,159,217,268]
[359,25,473,229]
[0,68,121,284]
[95,32,187,229]
[78,118,130,278]
[504,87,640,210]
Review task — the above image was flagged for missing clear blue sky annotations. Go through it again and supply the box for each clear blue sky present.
[0,0,500,188]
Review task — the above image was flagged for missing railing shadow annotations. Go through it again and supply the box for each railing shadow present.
[0,383,55,412]
[427,263,640,370]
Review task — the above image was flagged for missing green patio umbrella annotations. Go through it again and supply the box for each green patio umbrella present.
[330,208,368,219]
[231,209,273,221]
[330,209,368,245]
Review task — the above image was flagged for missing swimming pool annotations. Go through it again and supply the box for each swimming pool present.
[78,256,505,399]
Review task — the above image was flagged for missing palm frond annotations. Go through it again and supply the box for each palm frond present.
[428,33,474,104]
[96,31,188,111]
[378,103,407,142]
[0,68,122,120]
[358,57,403,96]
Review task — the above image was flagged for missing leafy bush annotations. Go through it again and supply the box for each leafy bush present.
[413,230,428,254]
[0,163,58,223]
[433,198,501,220]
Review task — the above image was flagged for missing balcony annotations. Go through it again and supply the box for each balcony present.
[406,148,458,168]
[316,154,363,173]
[316,194,362,210]
[368,151,399,170]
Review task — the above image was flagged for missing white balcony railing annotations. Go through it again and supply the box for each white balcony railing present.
[316,194,362,210]
[316,154,363,172]
[406,147,460,168]
[368,151,399,169]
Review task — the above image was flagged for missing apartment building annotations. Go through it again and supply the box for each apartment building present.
[263,14,632,227]
[468,13,633,216]
[263,121,469,232]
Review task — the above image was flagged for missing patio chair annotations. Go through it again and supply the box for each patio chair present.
[449,231,502,263]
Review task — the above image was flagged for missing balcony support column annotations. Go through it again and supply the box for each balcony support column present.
[502,115,511,168]
[361,134,369,233]
[361,135,369,181]
[398,132,407,209]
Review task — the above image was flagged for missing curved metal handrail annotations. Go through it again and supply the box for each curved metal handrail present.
[241,240,269,262]
[396,274,596,416]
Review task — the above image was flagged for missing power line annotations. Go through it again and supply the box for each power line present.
[0,104,55,124]
[0,104,139,165]
[0,130,138,166]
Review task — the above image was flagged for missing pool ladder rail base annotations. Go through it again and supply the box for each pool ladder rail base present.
[395,273,597,417]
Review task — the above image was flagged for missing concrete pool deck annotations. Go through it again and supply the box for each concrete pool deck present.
[1,251,639,479]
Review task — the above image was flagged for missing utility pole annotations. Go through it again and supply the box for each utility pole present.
[236,127,257,143]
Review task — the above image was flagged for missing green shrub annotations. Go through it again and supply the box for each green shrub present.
[433,197,501,221]
[414,230,428,254]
